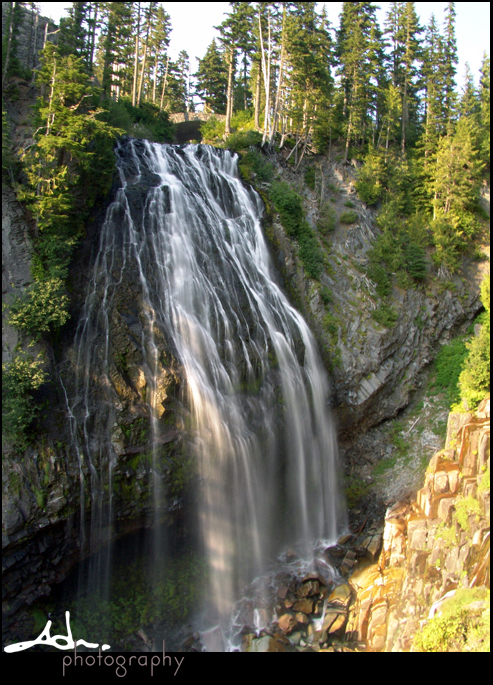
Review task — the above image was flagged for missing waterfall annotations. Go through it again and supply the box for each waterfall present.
[66,138,345,644]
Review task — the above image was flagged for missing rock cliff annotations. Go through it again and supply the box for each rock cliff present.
[262,150,487,438]
[346,398,490,651]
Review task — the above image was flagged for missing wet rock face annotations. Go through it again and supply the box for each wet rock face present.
[2,143,186,640]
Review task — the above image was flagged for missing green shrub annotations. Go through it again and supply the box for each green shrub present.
[230,109,256,131]
[344,477,369,508]
[304,166,316,190]
[454,495,482,532]
[323,311,339,337]
[8,278,70,339]
[320,286,332,305]
[238,148,274,183]
[339,210,358,224]
[199,116,225,144]
[317,202,337,234]
[405,242,428,281]
[478,467,490,494]
[367,263,391,298]
[298,228,324,279]
[2,352,46,450]
[270,182,303,234]
[355,149,386,205]
[413,589,489,652]
[431,336,469,407]
[226,129,262,152]
[344,199,355,208]
[371,303,398,328]
[101,98,175,143]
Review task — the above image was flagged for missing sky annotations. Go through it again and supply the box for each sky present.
[37,1,490,91]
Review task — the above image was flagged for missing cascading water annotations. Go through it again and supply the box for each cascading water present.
[66,137,345,647]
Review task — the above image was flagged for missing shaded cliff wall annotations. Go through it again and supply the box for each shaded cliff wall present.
[2,2,57,73]
[262,150,488,438]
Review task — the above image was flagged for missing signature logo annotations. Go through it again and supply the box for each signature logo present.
[5,611,110,652]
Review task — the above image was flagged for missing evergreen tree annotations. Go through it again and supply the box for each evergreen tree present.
[230,1,256,110]
[429,116,484,269]
[19,42,122,284]
[478,53,490,173]
[336,2,382,161]
[2,1,25,92]
[150,5,171,105]
[58,2,90,63]
[384,2,422,153]
[442,1,458,124]
[97,2,133,99]
[195,39,228,114]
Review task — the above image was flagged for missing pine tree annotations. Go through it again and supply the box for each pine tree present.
[384,2,422,153]
[442,1,458,124]
[150,5,171,105]
[58,2,90,63]
[429,116,484,269]
[98,2,133,99]
[20,41,122,283]
[195,39,228,114]
[2,1,24,92]
[230,1,255,110]
[336,2,381,161]
[478,53,490,173]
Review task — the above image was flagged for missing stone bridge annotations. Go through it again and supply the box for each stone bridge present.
[169,112,226,124]
[169,112,226,144]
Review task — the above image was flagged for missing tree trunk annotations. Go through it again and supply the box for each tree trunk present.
[137,42,148,106]
[254,66,261,130]
[89,4,98,72]
[259,8,271,144]
[46,56,57,136]
[225,45,234,136]
[31,6,39,78]
[27,3,35,75]
[159,55,169,111]
[152,54,158,103]
[137,13,151,107]
[269,7,285,146]
[132,3,141,107]
[401,78,407,155]
[2,2,15,94]
[344,108,353,164]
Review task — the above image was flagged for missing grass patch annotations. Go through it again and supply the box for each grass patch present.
[344,477,370,508]
[317,201,337,234]
[339,210,358,224]
[270,181,324,279]
[429,336,469,407]
[373,455,398,476]
[371,303,399,328]
[320,286,333,306]
[305,166,316,190]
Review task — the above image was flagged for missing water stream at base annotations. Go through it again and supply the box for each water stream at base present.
[66,139,346,649]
